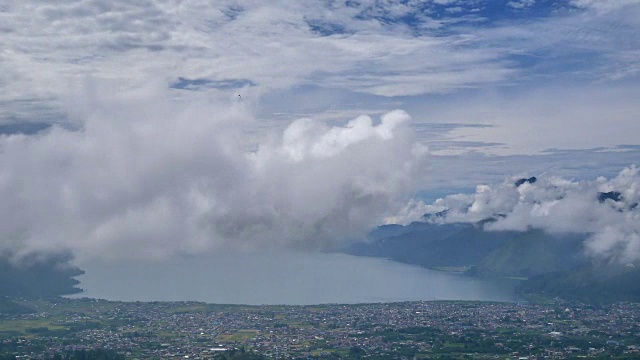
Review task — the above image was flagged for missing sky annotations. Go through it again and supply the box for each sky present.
[0,0,639,262]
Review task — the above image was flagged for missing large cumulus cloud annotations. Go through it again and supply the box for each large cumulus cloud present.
[0,86,426,261]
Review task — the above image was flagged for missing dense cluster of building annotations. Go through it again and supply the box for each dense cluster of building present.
[2,299,640,359]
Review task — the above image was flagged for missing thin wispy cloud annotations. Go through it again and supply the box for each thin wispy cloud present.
[412,84,640,156]
[5,0,631,123]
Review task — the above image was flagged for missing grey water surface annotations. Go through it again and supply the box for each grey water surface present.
[72,251,520,305]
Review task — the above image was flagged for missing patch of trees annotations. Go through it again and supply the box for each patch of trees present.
[212,347,266,360]
[518,263,640,303]
[45,349,124,360]
[0,298,34,314]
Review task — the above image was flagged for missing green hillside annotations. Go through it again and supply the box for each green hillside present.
[519,262,640,303]
[471,230,584,278]
[346,223,586,275]
[345,222,640,302]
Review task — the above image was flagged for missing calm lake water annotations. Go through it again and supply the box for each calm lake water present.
[72,251,520,305]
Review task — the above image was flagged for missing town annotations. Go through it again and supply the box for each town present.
[1,298,639,359]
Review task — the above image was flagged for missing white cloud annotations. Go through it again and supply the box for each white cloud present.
[507,0,536,9]
[473,2,640,83]
[0,0,639,264]
[407,84,640,156]
[0,0,522,123]
[2,1,637,156]
[571,0,640,13]
[433,0,459,5]
[383,198,430,225]
[0,83,426,261]
[405,166,640,263]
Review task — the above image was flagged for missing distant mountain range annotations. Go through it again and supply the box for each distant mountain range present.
[344,221,640,303]
[346,221,584,277]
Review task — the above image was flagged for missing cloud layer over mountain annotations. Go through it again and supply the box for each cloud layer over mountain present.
[407,167,640,263]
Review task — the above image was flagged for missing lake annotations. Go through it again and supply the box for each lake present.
[72,251,520,305]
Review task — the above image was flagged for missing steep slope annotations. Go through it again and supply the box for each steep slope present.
[345,223,588,277]
[345,222,512,269]
[345,221,640,302]
[519,262,640,302]
[471,230,586,278]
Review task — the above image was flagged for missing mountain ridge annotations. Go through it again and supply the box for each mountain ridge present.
[344,220,640,303]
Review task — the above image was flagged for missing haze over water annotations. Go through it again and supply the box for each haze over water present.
[73,252,520,305]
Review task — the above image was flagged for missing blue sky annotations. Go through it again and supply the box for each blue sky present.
[0,0,638,259]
